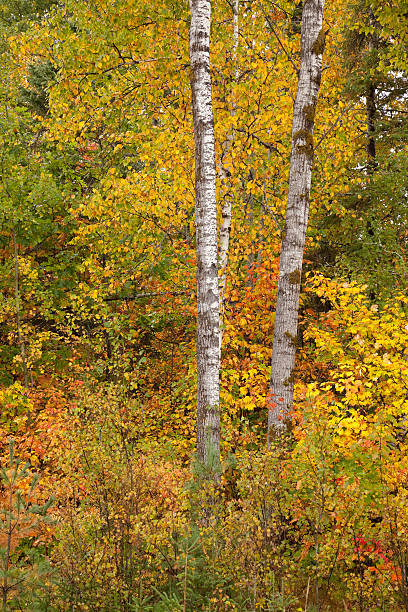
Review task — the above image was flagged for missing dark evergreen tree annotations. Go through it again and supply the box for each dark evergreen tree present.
[311,0,408,300]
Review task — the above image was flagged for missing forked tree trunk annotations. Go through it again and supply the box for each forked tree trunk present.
[268,0,325,440]
[190,0,221,470]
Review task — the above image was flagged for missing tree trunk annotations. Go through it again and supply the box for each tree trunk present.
[366,8,377,169]
[268,0,325,440]
[190,0,220,471]
[219,0,239,351]
[366,82,376,164]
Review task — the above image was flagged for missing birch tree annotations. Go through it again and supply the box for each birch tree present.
[190,0,221,470]
[268,0,326,439]
[219,0,238,351]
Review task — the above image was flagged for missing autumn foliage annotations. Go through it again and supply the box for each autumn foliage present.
[1,0,408,610]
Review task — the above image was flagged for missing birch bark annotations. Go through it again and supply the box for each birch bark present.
[219,0,239,351]
[190,0,220,469]
[268,0,325,439]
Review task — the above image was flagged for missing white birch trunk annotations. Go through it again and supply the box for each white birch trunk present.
[190,0,221,469]
[268,0,325,439]
[219,0,239,351]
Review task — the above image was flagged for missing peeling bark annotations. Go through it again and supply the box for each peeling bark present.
[268,0,325,440]
[190,0,220,470]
